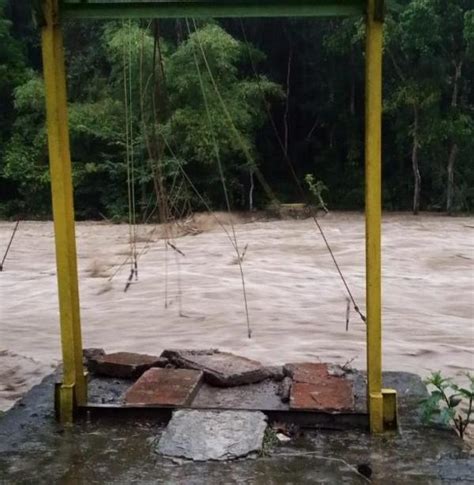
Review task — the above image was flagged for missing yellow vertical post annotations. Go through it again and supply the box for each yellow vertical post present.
[41,0,87,423]
[365,0,384,433]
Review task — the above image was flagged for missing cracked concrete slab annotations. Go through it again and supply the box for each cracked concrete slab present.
[88,352,166,379]
[156,410,268,461]
[161,349,270,387]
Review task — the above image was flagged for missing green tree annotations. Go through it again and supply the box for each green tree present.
[1,8,472,217]
[0,0,28,213]
[163,23,282,208]
[385,0,442,214]
[2,21,282,217]
[385,0,473,214]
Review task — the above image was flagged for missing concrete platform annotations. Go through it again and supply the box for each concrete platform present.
[1,371,472,483]
[87,359,360,416]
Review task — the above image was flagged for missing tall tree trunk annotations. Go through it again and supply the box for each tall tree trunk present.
[283,45,292,157]
[150,20,169,224]
[446,60,463,215]
[175,19,183,44]
[249,169,254,211]
[350,48,355,116]
[451,60,462,108]
[412,103,421,215]
[446,143,459,215]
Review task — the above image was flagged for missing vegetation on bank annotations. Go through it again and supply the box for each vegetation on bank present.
[0,0,473,220]
[422,371,473,440]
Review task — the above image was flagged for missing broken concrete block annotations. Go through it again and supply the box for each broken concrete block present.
[161,349,270,387]
[327,364,348,377]
[88,352,166,379]
[125,368,203,406]
[287,363,354,412]
[276,432,291,443]
[156,410,267,461]
[266,365,285,382]
[277,376,292,403]
[82,347,105,365]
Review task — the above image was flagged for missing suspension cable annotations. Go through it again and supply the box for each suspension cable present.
[239,20,366,323]
[186,18,252,338]
[129,19,138,280]
[0,219,20,272]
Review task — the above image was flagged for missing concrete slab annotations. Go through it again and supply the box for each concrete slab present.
[88,352,166,379]
[161,349,270,387]
[192,380,289,411]
[125,368,203,406]
[156,410,268,461]
[287,363,354,412]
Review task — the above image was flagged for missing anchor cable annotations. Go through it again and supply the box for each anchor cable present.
[0,219,20,272]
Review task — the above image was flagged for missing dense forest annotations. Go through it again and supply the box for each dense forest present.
[0,0,473,220]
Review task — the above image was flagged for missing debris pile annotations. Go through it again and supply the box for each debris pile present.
[84,348,356,411]
[82,348,358,461]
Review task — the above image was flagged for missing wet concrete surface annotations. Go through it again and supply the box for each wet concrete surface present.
[87,366,358,413]
[0,371,473,484]
[193,379,289,411]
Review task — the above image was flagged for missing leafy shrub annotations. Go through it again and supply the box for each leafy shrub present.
[421,371,473,439]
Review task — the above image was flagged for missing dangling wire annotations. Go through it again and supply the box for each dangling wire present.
[123,20,138,292]
[186,18,252,338]
[125,21,244,276]
[190,19,277,207]
[0,219,20,272]
[129,19,138,281]
[239,20,366,324]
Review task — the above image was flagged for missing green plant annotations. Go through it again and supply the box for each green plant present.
[304,173,328,212]
[421,371,473,439]
[259,426,279,456]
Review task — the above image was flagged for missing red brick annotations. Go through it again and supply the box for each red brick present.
[124,368,203,406]
[88,352,166,379]
[288,363,354,412]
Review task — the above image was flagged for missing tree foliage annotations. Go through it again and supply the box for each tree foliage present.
[0,1,472,218]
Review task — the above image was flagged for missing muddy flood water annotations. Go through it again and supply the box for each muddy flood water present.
[0,212,473,411]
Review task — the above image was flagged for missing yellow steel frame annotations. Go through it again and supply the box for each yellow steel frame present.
[41,0,87,423]
[40,0,397,430]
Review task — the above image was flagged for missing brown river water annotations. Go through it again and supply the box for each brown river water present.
[0,212,473,411]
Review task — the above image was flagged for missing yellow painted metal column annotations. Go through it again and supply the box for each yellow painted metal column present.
[365,0,385,433]
[41,0,87,423]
